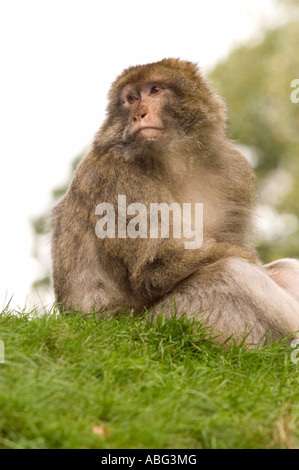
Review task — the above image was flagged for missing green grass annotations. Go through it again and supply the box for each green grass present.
[0,307,299,449]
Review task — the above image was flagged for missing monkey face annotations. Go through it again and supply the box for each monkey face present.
[120,82,173,142]
[95,59,228,158]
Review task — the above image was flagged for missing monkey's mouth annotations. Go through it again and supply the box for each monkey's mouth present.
[135,127,163,140]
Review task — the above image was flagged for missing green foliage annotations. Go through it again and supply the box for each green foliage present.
[32,276,51,289]
[31,151,86,290]
[210,22,299,175]
[1,308,299,449]
[210,18,299,261]
[31,216,47,236]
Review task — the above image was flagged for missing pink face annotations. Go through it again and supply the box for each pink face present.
[121,82,172,141]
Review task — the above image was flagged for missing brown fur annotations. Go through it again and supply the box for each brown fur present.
[51,58,299,345]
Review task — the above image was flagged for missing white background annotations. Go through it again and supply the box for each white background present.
[0,0,285,310]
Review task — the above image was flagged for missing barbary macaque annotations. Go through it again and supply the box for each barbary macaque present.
[51,58,299,345]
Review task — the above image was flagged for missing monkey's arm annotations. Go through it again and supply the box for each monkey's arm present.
[129,238,257,303]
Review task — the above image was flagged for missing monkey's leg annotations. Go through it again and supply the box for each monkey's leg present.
[54,261,130,315]
[152,257,299,345]
[264,258,299,303]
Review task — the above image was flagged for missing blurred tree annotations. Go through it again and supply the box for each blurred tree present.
[209,11,299,262]
[31,152,85,301]
[31,4,299,300]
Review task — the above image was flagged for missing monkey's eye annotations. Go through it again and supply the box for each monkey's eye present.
[127,94,138,104]
[150,86,160,94]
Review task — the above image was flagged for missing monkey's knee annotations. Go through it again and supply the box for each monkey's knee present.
[265,258,299,303]
[152,257,299,346]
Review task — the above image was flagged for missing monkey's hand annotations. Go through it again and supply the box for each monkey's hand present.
[129,239,257,302]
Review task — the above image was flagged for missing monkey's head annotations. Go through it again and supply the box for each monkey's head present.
[95,58,228,160]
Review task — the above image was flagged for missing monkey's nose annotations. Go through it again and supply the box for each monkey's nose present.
[134,107,148,121]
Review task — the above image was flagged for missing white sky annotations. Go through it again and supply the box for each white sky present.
[0,0,284,311]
